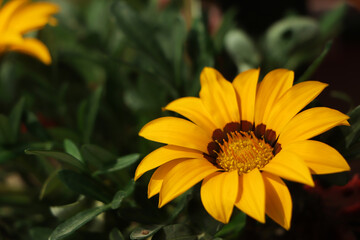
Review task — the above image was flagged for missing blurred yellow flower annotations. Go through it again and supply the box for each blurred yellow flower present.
[135,67,351,229]
[0,0,59,64]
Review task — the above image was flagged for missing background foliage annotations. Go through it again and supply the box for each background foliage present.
[0,0,359,239]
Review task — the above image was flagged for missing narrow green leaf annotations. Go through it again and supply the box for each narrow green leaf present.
[130,225,164,240]
[49,204,111,240]
[111,180,135,209]
[64,139,83,163]
[109,228,125,240]
[94,153,140,175]
[152,224,196,240]
[58,170,112,203]
[50,196,89,221]
[29,227,52,240]
[319,3,346,37]
[9,97,25,143]
[297,41,332,83]
[25,149,85,170]
[81,144,117,169]
[346,121,360,148]
[111,191,126,210]
[111,1,170,73]
[215,212,246,237]
[83,85,103,143]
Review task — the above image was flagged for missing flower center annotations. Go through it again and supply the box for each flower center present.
[216,131,274,175]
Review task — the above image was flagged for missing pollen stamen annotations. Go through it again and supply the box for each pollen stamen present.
[216,131,274,175]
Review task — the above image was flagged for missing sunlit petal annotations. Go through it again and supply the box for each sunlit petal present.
[262,150,314,186]
[284,140,350,174]
[139,117,212,153]
[0,0,27,32]
[8,2,59,34]
[266,81,328,135]
[8,38,51,64]
[135,145,203,181]
[278,107,349,145]
[148,159,184,198]
[232,68,259,124]
[164,97,217,133]
[200,67,240,128]
[159,158,218,207]
[255,69,294,127]
[201,171,238,223]
[235,169,265,223]
[263,172,292,230]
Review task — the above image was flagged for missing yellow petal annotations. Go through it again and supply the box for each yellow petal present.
[135,145,203,181]
[262,172,292,230]
[262,150,314,186]
[159,158,218,207]
[255,69,294,127]
[283,140,350,174]
[235,169,265,223]
[0,0,28,32]
[139,117,212,153]
[232,68,260,124]
[278,107,349,145]
[200,171,238,223]
[266,81,328,135]
[8,2,59,34]
[8,38,51,64]
[199,67,240,128]
[0,32,23,45]
[148,159,184,198]
[164,97,217,133]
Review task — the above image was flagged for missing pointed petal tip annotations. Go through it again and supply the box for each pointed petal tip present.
[342,119,350,126]
[134,170,141,181]
[306,177,315,187]
[283,222,291,230]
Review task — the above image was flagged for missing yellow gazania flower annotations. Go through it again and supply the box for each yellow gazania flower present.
[135,67,350,229]
[0,0,59,64]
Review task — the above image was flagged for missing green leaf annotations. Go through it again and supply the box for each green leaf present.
[9,97,25,143]
[265,16,319,69]
[64,139,83,163]
[58,170,112,203]
[215,212,246,237]
[83,85,103,143]
[297,41,332,83]
[130,225,164,240]
[109,228,125,240]
[111,1,170,72]
[49,204,111,240]
[152,224,196,240]
[25,149,85,170]
[94,153,140,175]
[319,3,346,37]
[29,227,53,240]
[81,144,117,169]
[111,191,126,210]
[111,179,135,209]
[40,169,76,204]
[50,197,88,221]
[224,29,260,72]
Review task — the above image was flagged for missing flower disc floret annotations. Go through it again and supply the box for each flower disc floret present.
[216,131,274,174]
